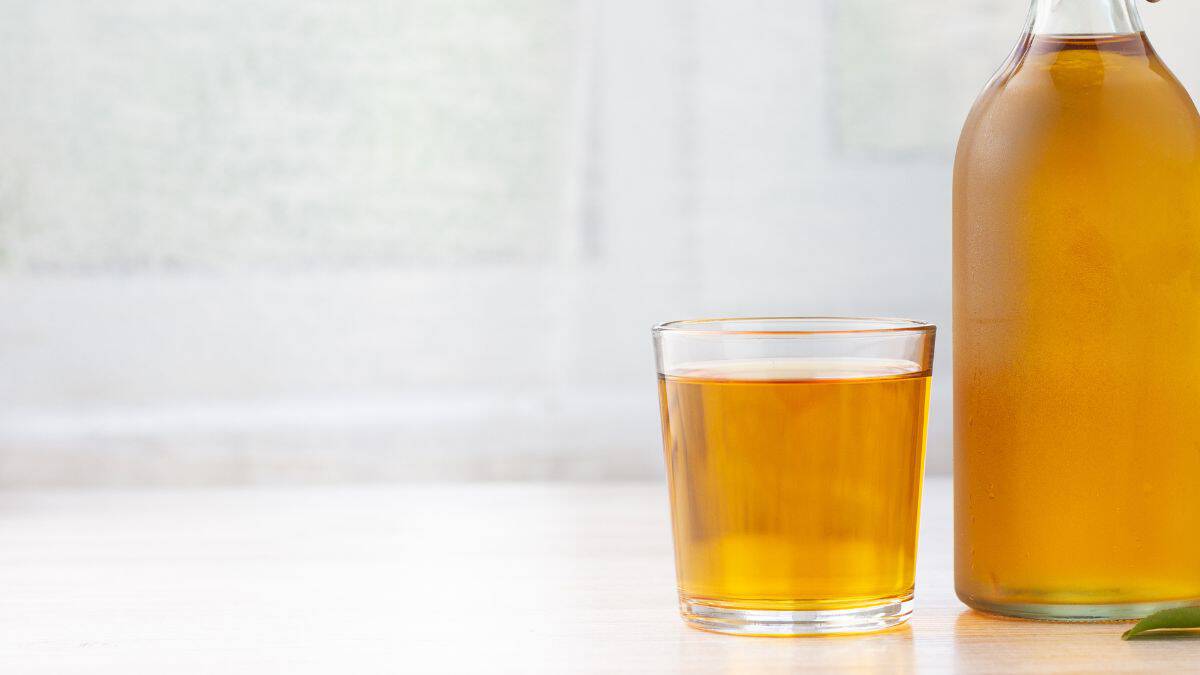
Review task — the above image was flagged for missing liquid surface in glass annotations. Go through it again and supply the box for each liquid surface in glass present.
[954,33,1200,611]
[658,358,930,610]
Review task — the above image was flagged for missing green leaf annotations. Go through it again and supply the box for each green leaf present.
[1122,607,1200,640]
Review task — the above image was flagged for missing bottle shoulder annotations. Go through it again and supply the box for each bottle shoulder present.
[962,33,1200,125]
[956,38,1200,164]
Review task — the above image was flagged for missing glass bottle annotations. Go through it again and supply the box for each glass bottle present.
[953,0,1200,620]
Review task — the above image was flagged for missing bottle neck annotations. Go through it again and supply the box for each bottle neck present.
[1027,0,1143,35]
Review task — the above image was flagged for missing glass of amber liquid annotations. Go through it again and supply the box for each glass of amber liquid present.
[653,318,935,635]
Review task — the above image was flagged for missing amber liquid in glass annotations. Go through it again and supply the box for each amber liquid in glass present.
[658,358,930,611]
[954,34,1200,613]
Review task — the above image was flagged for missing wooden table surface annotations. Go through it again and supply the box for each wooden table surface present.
[0,477,1195,673]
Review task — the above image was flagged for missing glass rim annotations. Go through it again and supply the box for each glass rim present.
[652,316,936,336]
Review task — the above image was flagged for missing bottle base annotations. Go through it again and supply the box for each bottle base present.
[679,596,912,636]
[959,595,1200,622]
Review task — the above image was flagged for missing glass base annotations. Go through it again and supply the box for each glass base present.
[679,596,913,636]
[961,595,1200,622]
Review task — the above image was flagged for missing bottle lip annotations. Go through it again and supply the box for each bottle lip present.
[652,317,936,337]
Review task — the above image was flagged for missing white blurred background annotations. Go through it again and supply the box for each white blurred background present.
[0,0,1197,486]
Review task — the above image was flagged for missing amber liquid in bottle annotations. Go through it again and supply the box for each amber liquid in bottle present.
[954,32,1200,617]
[659,359,930,610]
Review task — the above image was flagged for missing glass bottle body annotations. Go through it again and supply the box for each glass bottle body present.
[953,2,1200,620]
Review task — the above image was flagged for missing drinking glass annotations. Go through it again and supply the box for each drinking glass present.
[653,317,936,635]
